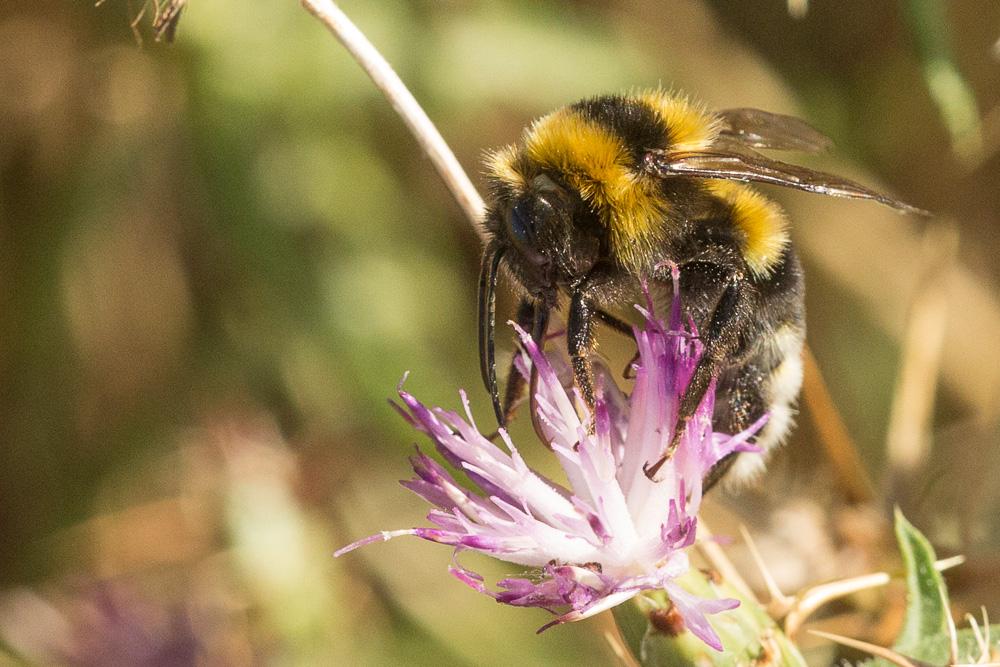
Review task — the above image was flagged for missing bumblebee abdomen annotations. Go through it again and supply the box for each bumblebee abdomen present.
[714,244,806,485]
[705,180,790,278]
[720,323,805,486]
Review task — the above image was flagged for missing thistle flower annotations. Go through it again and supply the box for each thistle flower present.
[337,284,764,651]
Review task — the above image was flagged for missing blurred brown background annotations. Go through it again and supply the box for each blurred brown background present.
[1,0,998,664]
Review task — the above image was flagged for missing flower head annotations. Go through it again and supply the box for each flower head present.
[337,283,763,650]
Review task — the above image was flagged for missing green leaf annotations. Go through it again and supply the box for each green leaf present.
[859,626,1000,667]
[892,507,951,660]
[860,511,1000,666]
[913,625,1000,664]
[901,0,983,163]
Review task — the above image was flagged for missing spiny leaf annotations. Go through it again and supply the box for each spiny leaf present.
[860,512,998,666]
[893,508,951,658]
[859,626,1000,667]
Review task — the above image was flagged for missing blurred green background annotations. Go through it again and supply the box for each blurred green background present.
[1,0,998,664]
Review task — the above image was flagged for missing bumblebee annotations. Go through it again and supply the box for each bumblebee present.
[479,90,924,487]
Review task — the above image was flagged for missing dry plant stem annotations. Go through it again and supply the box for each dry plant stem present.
[885,223,958,502]
[596,607,639,666]
[945,581,960,665]
[738,525,793,615]
[801,345,876,504]
[783,555,965,639]
[965,607,998,664]
[300,0,487,236]
[966,612,986,656]
[599,615,642,667]
[740,518,964,639]
[697,518,758,603]
[808,630,921,667]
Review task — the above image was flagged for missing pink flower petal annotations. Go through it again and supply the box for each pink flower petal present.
[337,281,762,652]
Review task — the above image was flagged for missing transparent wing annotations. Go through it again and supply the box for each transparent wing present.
[717,108,834,153]
[645,149,930,216]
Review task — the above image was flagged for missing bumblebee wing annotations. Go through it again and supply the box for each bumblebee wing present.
[645,149,929,216]
[717,108,833,153]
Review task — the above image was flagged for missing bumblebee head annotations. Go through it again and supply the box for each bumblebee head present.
[488,173,601,300]
[478,171,601,427]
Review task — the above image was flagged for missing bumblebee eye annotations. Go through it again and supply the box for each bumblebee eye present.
[508,200,534,244]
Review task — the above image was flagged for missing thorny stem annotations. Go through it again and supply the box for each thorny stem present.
[697,519,757,604]
[300,0,487,236]
[738,525,793,615]
[808,630,923,667]
[598,615,641,667]
[738,519,967,639]
[782,555,965,638]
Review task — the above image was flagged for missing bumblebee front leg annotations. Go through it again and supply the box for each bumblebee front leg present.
[568,289,598,410]
[644,272,751,479]
[593,308,643,378]
[499,299,549,426]
[568,272,638,411]
[594,309,633,338]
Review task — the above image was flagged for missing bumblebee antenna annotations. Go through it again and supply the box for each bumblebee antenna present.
[479,245,505,426]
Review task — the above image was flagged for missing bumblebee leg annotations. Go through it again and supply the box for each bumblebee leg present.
[568,265,633,415]
[478,245,505,426]
[701,368,752,491]
[594,309,633,337]
[568,290,597,410]
[595,309,641,377]
[497,299,538,425]
[702,453,739,491]
[483,300,551,443]
[645,274,750,479]
[527,305,551,443]
[595,308,640,379]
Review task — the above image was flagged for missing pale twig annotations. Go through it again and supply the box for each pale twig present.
[128,0,148,45]
[967,612,986,659]
[784,555,964,638]
[300,0,487,236]
[696,519,757,603]
[985,607,993,660]
[595,606,641,667]
[603,629,641,667]
[942,576,960,666]
[808,629,924,667]
[983,607,999,665]
[738,524,793,617]
[801,345,876,504]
